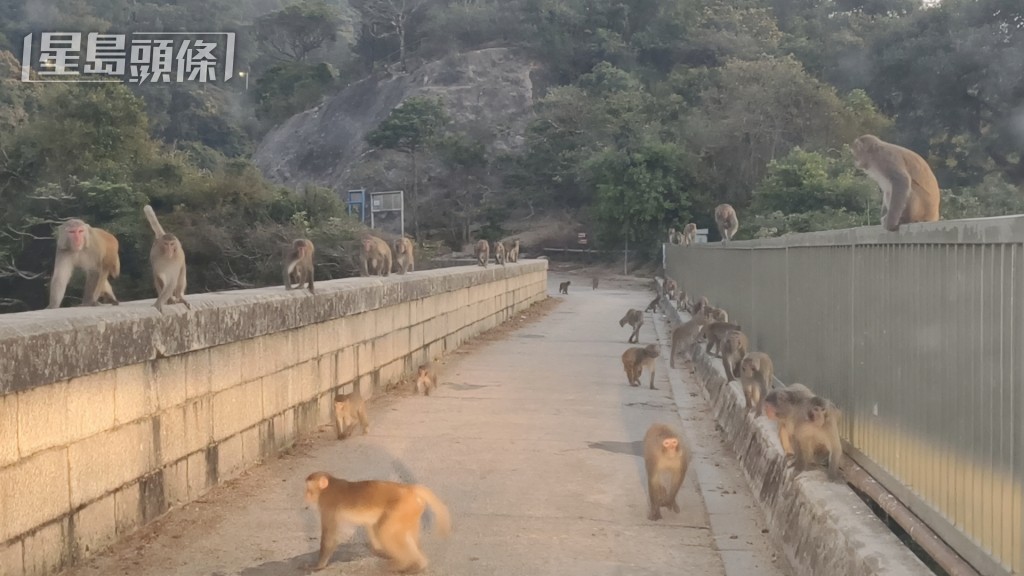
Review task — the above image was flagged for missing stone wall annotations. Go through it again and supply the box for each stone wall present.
[0,261,547,576]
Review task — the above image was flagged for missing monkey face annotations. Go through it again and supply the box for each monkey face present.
[66,226,87,250]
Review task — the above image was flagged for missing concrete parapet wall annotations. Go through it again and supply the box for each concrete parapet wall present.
[0,261,548,576]
[658,290,931,576]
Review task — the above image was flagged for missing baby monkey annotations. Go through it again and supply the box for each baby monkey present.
[738,352,773,417]
[333,390,369,440]
[622,343,660,390]
[793,396,843,481]
[415,362,438,396]
[643,423,690,521]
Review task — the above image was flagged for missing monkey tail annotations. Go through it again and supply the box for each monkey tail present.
[412,485,452,537]
[143,205,166,237]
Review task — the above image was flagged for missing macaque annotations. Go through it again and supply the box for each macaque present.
[719,329,748,381]
[691,296,710,318]
[559,280,571,294]
[851,134,940,232]
[682,223,697,246]
[643,423,689,521]
[393,237,415,274]
[676,289,691,312]
[763,383,816,457]
[622,344,660,390]
[494,241,507,266]
[143,205,191,313]
[508,240,520,263]
[619,308,644,343]
[699,321,742,356]
[792,396,843,481]
[738,352,773,417]
[360,235,393,277]
[668,227,681,245]
[303,472,452,573]
[283,239,315,293]
[714,204,739,243]
[592,277,599,290]
[663,278,678,300]
[706,306,728,323]
[644,295,660,313]
[333,390,369,439]
[669,310,710,369]
[47,218,121,309]
[475,239,490,267]
[414,362,438,396]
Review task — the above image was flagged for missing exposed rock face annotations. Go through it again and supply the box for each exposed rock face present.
[252,48,536,190]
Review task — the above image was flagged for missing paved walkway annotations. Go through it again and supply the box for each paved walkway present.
[62,274,790,576]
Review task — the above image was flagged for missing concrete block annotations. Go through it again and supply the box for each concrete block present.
[294,360,319,403]
[17,381,68,457]
[152,355,187,411]
[0,448,70,542]
[316,317,345,356]
[240,426,262,468]
[239,337,264,384]
[260,370,291,419]
[212,379,263,441]
[182,397,213,455]
[186,451,211,500]
[185,349,212,400]
[356,342,373,379]
[0,540,23,576]
[21,519,67,576]
[217,433,244,481]
[113,482,140,537]
[296,326,318,365]
[316,353,335,394]
[163,457,189,509]
[208,340,243,393]
[0,393,18,467]
[264,331,290,373]
[337,346,356,385]
[70,493,116,559]
[158,406,188,465]
[69,421,155,508]
[113,363,156,425]
[66,371,116,444]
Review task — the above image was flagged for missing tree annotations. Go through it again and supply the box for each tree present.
[254,0,341,62]
[435,133,488,248]
[365,96,449,239]
[352,0,429,72]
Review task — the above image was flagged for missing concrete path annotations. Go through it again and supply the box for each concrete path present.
[61,274,790,576]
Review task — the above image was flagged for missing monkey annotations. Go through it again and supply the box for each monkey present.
[682,223,697,246]
[303,472,451,573]
[669,310,711,369]
[763,383,817,458]
[474,239,489,267]
[644,295,660,313]
[851,134,940,232]
[360,235,393,277]
[393,236,415,274]
[333,390,370,439]
[414,362,438,396]
[792,396,843,481]
[619,308,644,343]
[643,423,690,521]
[494,241,507,266]
[283,238,315,293]
[668,227,680,245]
[699,321,742,356]
[508,239,520,263]
[738,352,773,417]
[622,343,660,390]
[691,296,710,318]
[663,278,678,300]
[559,280,571,294]
[47,218,121,309]
[714,204,739,242]
[719,329,748,381]
[592,277,599,290]
[675,288,691,312]
[143,205,191,313]
[706,306,729,323]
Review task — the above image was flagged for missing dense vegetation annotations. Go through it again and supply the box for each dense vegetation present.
[0,0,1021,311]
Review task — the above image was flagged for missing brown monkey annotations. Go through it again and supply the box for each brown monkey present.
[507,239,520,263]
[619,308,644,343]
[622,344,660,389]
[644,295,660,313]
[333,390,369,439]
[706,306,728,323]
[792,396,843,481]
[763,383,816,457]
[143,205,191,313]
[393,237,415,274]
[592,277,599,290]
[714,204,739,242]
[669,310,711,369]
[360,235,393,277]
[414,362,438,396]
[474,239,489,267]
[283,238,315,293]
[47,218,121,309]
[700,321,742,356]
[663,278,678,300]
[494,241,507,266]
[643,423,689,521]
[691,296,710,318]
[559,280,571,294]
[851,134,940,231]
[719,329,748,381]
[676,289,691,312]
[668,227,680,245]
[303,472,451,572]
[739,352,773,417]
[682,223,697,246]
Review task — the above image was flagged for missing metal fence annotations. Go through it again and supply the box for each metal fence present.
[664,216,1024,576]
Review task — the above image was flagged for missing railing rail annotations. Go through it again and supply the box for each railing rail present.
[664,216,1024,576]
